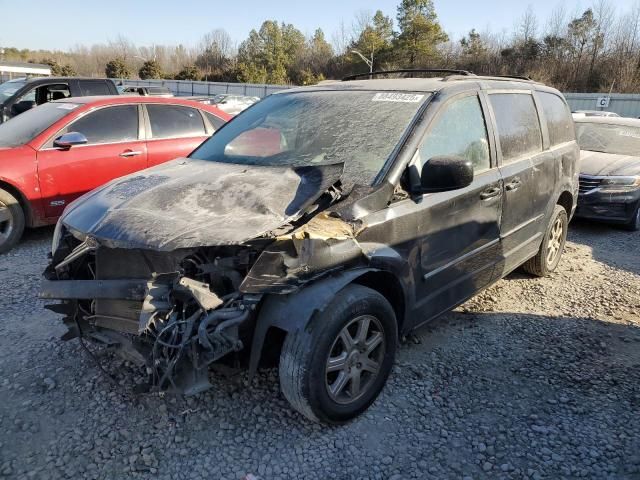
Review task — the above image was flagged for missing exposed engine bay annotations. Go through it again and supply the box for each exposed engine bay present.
[43,239,272,394]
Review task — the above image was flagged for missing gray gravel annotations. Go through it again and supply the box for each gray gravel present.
[0,220,639,480]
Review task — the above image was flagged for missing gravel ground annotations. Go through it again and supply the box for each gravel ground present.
[0,220,638,480]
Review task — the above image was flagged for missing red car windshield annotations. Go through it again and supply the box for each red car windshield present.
[190,90,427,186]
[0,102,80,148]
[576,122,640,156]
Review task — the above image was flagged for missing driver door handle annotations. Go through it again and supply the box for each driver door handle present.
[505,178,522,191]
[120,150,142,158]
[480,186,501,200]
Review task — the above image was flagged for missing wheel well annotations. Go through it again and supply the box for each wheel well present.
[0,180,31,226]
[353,271,406,333]
[557,191,573,217]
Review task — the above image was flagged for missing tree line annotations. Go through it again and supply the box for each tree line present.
[1,0,639,92]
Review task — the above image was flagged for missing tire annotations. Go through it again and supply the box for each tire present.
[623,204,640,232]
[522,205,568,277]
[0,189,25,254]
[279,284,397,424]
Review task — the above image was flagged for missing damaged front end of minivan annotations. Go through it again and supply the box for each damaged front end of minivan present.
[41,158,376,394]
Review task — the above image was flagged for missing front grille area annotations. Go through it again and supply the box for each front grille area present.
[578,176,602,194]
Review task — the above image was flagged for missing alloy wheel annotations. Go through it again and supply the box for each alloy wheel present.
[546,215,565,265]
[325,314,385,405]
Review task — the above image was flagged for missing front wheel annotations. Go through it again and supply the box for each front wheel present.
[522,205,568,277]
[0,189,25,254]
[623,204,640,231]
[279,284,397,424]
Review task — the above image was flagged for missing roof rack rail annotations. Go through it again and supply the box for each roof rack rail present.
[493,74,532,81]
[443,74,535,83]
[342,69,474,81]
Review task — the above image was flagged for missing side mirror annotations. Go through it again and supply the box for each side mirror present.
[53,132,88,149]
[419,156,474,193]
[11,100,36,116]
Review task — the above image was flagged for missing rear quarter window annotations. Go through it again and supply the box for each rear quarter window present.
[79,81,113,96]
[147,104,206,139]
[204,111,225,130]
[538,92,575,146]
[489,93,542,163]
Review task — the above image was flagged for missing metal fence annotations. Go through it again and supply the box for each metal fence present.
[111,78,291,98]
[563,93,640,118]
[4,75,640,116]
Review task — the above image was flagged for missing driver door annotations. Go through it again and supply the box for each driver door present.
[401,93,503,327]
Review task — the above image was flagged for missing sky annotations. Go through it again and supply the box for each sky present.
[0,0,638,51]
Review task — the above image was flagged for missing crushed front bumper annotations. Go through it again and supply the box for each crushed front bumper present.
[41,238,260,395]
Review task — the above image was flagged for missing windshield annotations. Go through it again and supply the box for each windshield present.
[190,90,426,186]
[0,102,79,148]
[0,79,26,103]
[576,122,640,156]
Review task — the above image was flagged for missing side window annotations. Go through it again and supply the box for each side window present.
[538,92,575,146]
[419,95,490,173]
[204,111,225,131]
[489,93,542,163]
[66,105,138,144]
[147,104,206,139]
[79,81,112,96]
[16,88,36,103]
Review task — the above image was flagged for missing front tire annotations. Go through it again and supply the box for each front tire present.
[279,284,397,424]
[623,203,640,231]
[522,205,568,277]
[0,189,25,254]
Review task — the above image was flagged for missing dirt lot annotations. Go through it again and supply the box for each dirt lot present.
[0,220,638,480]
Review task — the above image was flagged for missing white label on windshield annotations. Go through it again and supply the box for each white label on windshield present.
[57,104,80,110]
[372,93,425,103]
[619,129,640,139]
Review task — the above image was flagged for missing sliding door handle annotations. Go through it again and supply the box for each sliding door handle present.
[505,179,522,191]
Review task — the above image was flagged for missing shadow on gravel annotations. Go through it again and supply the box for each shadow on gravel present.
[568,218,640,276]
[20,226,55,245]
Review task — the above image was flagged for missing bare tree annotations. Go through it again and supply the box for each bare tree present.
[331,20,352,56]
[517,5,539,42]
[196,29,234,79]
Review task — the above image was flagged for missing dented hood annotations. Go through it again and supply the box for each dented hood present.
[580,150,640,176]
[60,158,343,251]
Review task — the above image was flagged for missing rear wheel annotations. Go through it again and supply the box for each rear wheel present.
[279,284,397,424]
[623,204,640,231]
[522,205,568,277]
[0,189,25,254]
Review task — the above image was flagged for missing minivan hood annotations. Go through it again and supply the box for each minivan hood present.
[580,150,640,177]
[60,158,343,251]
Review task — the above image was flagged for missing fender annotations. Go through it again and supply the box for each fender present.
[247,267,380,379]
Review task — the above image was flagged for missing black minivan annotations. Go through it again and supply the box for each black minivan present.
[42,70,579,423]
[0,77,118,123]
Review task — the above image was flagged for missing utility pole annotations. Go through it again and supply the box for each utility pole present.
[351,50,374,74]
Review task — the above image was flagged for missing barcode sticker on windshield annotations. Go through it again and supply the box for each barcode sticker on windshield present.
[372,93,424,103]
[57,104,80,110]
[619,129,640,139]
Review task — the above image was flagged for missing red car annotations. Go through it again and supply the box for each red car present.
[0,96,230,252]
